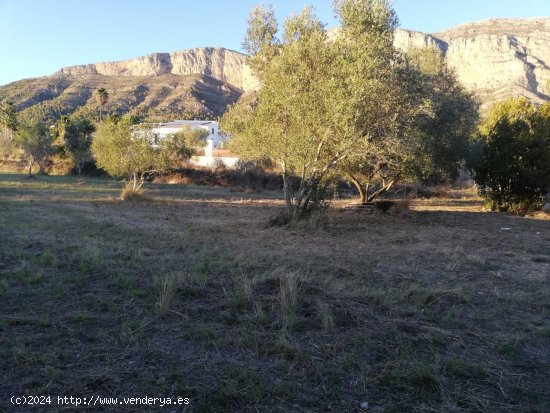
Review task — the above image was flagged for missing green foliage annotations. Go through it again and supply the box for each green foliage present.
[331,0,430,202]
[228,0,478,208]
[18,102,65,126]
[14,118,54,176]
[170,126,208,160]
[91,116,194,192]
[92,116,163,185]
[224,5,343,220]
[54,113,95,175]
[0,99,18,158]
[333,0,398,36]
[242,5,279,71]
[471,100,550,213]
[96,88,109,121]
[479,97,535,135]
[406,47,479,184]
[224,0,423,216]
[0,100,18,131]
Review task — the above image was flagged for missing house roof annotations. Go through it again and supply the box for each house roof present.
[161,120,215,126]
[147,120,218,130]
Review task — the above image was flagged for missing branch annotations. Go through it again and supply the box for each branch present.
[367,172,402,202]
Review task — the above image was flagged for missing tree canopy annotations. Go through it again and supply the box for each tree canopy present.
[224,5,353,219]
[91,116,196,194]
[54,113,96,176]
[14,118,53,177]
[96,88,109,121]
[222,0,449,214]
[471,99,550,213]
[405,47,479,184]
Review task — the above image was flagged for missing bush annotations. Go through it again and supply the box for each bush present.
[155,167,286,191]
[471,105,550,214]
[91,116,194,195]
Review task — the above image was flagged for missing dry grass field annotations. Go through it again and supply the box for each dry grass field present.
[0,173,549,412]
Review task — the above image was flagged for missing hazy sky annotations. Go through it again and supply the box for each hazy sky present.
[1,0,549,85]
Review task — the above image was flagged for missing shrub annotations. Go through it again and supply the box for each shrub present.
[91,116,194,197]
[471,103,550,214]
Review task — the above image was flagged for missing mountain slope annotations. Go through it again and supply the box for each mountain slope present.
[0,72,243,120]
[0,48,253,120]
[0,18,548,120]
[394,18,550,108]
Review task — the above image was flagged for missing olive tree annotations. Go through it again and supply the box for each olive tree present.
[91,116,195,195]
[326,0,432,203]
[405,47,479,185]
[169,126,208,161]
[14,119,54,177]
[224,6,353,220]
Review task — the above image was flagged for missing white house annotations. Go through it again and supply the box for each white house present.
[151,120,222,156]
[147,120,239,168]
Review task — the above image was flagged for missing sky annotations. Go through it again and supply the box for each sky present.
[0,0,549,86]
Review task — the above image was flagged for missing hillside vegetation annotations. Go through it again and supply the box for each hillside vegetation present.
[0,73,242,120]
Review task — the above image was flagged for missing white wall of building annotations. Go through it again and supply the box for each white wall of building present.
[151,120,227,157]
[145,120,238,168]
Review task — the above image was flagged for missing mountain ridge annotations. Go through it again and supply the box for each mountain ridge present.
[55,47,259,92]
[1,18,548,119]
[394,17,550,107]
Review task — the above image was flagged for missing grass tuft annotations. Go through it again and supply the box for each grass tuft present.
[120,182,150,201]
[279,271,305,331]
[155,273,181,316]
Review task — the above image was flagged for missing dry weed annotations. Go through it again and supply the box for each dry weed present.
[155,272,181,316]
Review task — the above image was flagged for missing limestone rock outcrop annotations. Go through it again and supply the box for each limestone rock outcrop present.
[2,18,549,117]
[57,47,259,92]
[47,18,550,106]
[394,18,550,108]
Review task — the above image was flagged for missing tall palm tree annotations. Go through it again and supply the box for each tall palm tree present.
[96,88,109,122]
[0,99,18,159]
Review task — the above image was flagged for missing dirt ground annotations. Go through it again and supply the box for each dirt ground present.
[0,173,549,412]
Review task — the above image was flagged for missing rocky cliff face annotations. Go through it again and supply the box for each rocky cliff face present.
[394,18,550,108]
[57,47,259,92]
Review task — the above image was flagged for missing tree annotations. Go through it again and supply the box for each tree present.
[168,126,208,162]
[335,60,426,202]
[223,1,435,216]
[91,116,193,195]
[14,119,54,177]
[405,47,479,184]
[331,0,431,203]
[242,5,278,59]
[478,97,535,135]
[0,99,18,159]
[54,114,95,176]
[471,100,550,214]
[19,102,65,126]
[224,6,354,221]
[96,88,109,122]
